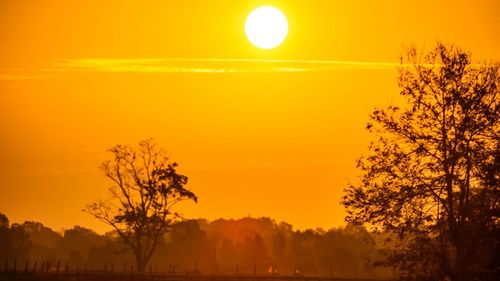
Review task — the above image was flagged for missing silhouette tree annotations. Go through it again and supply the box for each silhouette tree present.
[59,226,105,266]
[85,139,197,272]
[0,213,8,228]
[0,213,31,259]
[9,224,31,259]
[342,43,499,281]
[21,221,61,262]
[0,213,11,257]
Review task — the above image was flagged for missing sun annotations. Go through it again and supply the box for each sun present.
[245,6,288,49]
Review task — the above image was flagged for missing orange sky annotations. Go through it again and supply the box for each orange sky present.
[1,0,499,233]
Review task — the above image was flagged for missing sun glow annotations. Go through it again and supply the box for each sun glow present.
[245,6,288,49]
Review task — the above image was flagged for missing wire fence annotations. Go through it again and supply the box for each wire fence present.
[1,258,390,281]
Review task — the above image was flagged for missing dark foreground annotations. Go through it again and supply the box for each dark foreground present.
[0,273,389,281]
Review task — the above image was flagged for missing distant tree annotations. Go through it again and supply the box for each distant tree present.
[159,219,210,271]
[59,226,105,266]
[21,221,61,248]
[85,139,197,272]
[0,212,8,228]
[0,213,31,259]
[218,238,237,272]
[9,223,31,259]
[0,212,11,257]
[342,43,499,281]
[21,221,61,262]
[289,230,317,275]
[272,222,291,272]
[252,234,271,269]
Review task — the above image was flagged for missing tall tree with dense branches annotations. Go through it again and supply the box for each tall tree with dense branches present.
[85,139,197,272]
[342,43,499,281]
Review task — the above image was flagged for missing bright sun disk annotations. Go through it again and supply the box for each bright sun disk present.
[245,6,288,49]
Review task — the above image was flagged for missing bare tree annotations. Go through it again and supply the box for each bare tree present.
[85,139,197,272]
[342,43,499,281]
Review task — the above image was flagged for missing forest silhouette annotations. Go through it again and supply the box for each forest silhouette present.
[0,213,391,279]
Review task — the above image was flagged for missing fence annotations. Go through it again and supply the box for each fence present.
[1,258,390,281]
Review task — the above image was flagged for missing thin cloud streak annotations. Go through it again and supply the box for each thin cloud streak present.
[51,58,400,74]
[0,58,401,80]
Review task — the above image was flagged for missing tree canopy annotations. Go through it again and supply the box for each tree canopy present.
[342,43,499,281]
[85,139,197,272]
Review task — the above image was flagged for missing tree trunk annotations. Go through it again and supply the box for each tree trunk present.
[135,254,146,273]
[135,244,147,273]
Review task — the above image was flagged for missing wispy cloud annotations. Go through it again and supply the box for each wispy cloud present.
[0,58,400,80]
[50,58,400,74]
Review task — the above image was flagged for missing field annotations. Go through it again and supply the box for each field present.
[0,272,389,281]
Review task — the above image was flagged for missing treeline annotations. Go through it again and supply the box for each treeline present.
[0,213,392,278]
